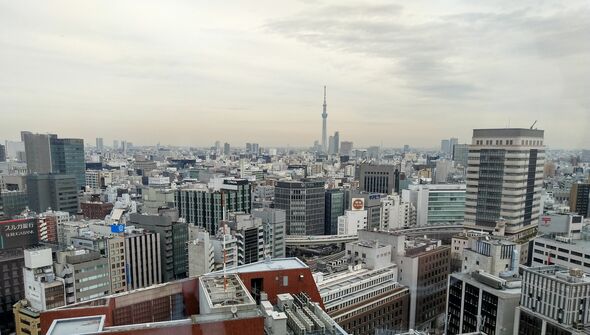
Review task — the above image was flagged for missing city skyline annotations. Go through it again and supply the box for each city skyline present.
[1,1,589,149]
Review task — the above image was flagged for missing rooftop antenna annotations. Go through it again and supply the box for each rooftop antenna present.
[530,120,537,129]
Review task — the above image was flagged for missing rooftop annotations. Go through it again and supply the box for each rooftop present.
[317,265,398,296]
[47,316,105,335]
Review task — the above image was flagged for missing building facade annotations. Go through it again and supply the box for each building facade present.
[465,128,545,239]
[274,179,325,236]
[359,164,397,195]
[26,174,79,214]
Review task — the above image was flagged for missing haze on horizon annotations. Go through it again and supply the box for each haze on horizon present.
[0,0,588,149]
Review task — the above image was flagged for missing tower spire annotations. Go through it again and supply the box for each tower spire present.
[321,85,328,153]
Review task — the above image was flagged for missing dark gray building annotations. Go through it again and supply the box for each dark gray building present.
[26,174,79,214]
[21,131,53,174]
[359,163,397,195]
[0,144,5,162]
[175,178,251,235]
[124,229,161,290]
[0,190,28,219]
[325,189,345,235]
[274,179,325,236]
[50,137,85,190]
[129,210,188,282]
[452,143,469,168]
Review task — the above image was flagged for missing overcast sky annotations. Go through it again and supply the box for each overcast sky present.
[0,0,588,149]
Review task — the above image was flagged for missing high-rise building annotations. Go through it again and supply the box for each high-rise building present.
[21,132,53,174]
[0,144,5,162]
[252,207,286,259]
[446,271,521,335]
[515,265,590,335]
[380,194,415,230]
[450,137,458,152]
[337,210,367,235]
[325,189,345,235]
[95,137,103,151]
[441,139,450,154]
[333,131,340,154]
[50,137,85,189]
[0,190,28,218]
[274,179,325,235]
[112,140,118,150]
[348,190,384,231]
[359,163,397,195]
[188,227,215,277]
[26,174,79,214]
[175,178,252,235]
[340,141,353,157]
[570,182,590,218]
[434,159,453,183]
[129,210,189,282]
[452,143,469,167]
[464,128,545,239]
[321,86,328,152]
[223,142,230,155]
[37,210,70,243]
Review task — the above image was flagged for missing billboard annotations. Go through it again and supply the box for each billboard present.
[351,198,365,211]
[0,218,38,250]
[111,224,125,233]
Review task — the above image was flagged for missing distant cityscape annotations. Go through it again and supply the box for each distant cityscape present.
[0,92,589,335]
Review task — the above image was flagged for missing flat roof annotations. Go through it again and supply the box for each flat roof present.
[473,128,544,138]
[451,272,521,298]
[47,315,105,335]
[218,258,308,275]
[317,266,396,295]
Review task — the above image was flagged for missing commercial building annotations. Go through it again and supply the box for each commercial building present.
[340,141,353,157]
[0,144,5,162]
[349,191,385,231]
[129,210,189,282]
[453,144,469,168]
[22,248,66,311]
[274,179,325,236]
[124,229,162,290]
[21,132,53,174]
[404,184,466,226]
[359,163,397,195]
[0,190,28,218]
[26,174,79,214]
[95,137,103,151]
[531,214,590,271]
[515,265,590,335]
[446,271,521,335]
[252,207,286,258]
[54,249,110,304]
[37,210,70,243]
[380,194,415,230]
[338,210,367,235]
[325,189,345,235]
[50,137,85,189]
[461,236,519,276]
[80,201,113,219]
[33,258,346,335]
[175,178,252,235]
[570,182,590,218]
[465,128,545,239]
[0,248,26,333]
[358,230,450,331]
[187,226,215,277]
[228,213,265,265]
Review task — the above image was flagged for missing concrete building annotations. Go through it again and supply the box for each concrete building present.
[404,184,466,226]
[37,210,70,243]
[515,265,590,335]
[22,248,66,311]
[0,248,26,333]
[80,201,113,219]
[359,163,397,195]
[349,191,385,231]
[129,210,189,282]
[141,187,175,214]
[435,159,453,183]
[274,179,325,236]
[175,178,252,235]
[106,236,126,294]
[316,259,409,334]
[340,141,353,157]
[325,189,345,235]
[31,258,346,335]
[188,226,215,277]
[26,174,79,214]
[95,137,103,152]
[570,182,590,218]
[465,128,545,239]
[85,170,112,190]
[380,194,415,230]
[54,249,110,304]
[338,210,367,235]
[358,230,450,331]
[446,271,521,335]
[0,144,5,162]
[531,214,590,270]
[124,228,162,290]
[21,132,53,174]
[462,236,519,276]
[252,207,286,258]
[228,213,265,265]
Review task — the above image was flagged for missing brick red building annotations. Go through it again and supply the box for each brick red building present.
[80,202,114,220]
